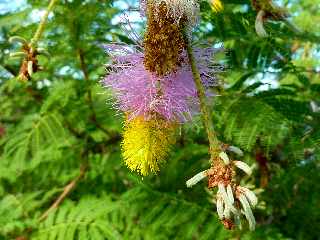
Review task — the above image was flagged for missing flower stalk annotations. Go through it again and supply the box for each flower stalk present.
[184,32,257,230]
[184,34,221,162]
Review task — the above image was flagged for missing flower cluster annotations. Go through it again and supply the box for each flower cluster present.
[143,2,186,75]
[187,146,259,230]
[102,43,219,175]
[102,1,221,176]
[140,0,199,26]
[102,0,259,232]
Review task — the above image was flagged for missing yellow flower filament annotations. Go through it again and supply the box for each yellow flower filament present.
[122,116,176,176]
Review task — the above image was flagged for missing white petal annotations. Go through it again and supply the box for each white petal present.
[9,36,27,44]
[223,204,231,219]
[218,184,237,214]
[216,196,224,219]
[255,10,268,37]
[27,61,33,76]
[234,214,242,230]
[234,161,252,175]
[219,152,230,165]
[227,146,243,156]
[240,187,258,207]
[186,170,207,188]
[226,185,234,204]
[238,194,256,231]
[9,52,26,58]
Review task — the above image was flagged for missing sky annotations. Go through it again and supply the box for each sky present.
[0,0,26,14]
[0,0,141,24]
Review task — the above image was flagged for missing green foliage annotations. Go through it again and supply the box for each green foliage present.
[218,96,291,153]
[0,0,319,239]
[31,196,122,240]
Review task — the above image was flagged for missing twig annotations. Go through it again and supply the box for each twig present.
[77,48,116,137]
[38,165,87,221]
[30,0,58,48]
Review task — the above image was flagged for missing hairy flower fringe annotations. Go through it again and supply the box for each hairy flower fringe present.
[122,116,176,176]
[102,44,221,123]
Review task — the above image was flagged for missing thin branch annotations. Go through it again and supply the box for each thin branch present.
[30,0,58,48]
[77,48,116,137]
[39,165,87,221]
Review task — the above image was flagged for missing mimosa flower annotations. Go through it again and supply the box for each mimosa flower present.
[122,116,176,176]
[102,44,221,123]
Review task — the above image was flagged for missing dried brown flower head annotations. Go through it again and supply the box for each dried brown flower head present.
[18,44,40,81]
[143,2,186,76]
[207,162,234,188]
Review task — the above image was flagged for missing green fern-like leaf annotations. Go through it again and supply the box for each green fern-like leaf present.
[32,197,121,240]
[218,96,291,154]
[1,112,69,168]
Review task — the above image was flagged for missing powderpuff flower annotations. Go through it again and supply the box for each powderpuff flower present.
[122,115,176,176]
[102,44,221,123]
